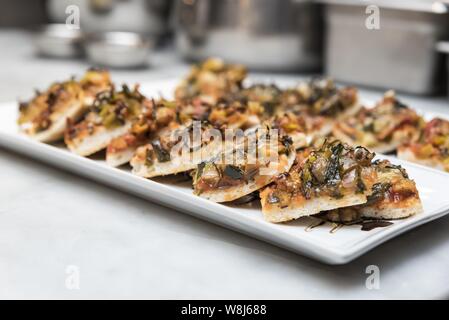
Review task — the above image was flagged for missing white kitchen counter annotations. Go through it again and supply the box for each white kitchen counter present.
[1,31,448,299]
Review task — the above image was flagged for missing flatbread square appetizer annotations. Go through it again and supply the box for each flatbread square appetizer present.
[238,84,282,110]
[174,57,247,104]
[207,99,266,130]
[272,111,327,149]
[192,127,295,203]
[319,159,422,223]
[333,90,424,153]
[65,85,151,156]
[105,99,177,167]
[130,121,226,178]
[260,140,378,223]
[18,68,111,142]
[178,95,267,131]
[398,117,449,172]
[272,78,360,148]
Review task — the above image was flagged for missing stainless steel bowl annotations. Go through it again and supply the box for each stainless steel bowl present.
[35,24,84,58]
[47,0,173,39]
[85,32,154,68]
[173,0,323,72]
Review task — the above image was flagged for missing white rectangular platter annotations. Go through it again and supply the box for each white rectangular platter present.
[1,78,449,264]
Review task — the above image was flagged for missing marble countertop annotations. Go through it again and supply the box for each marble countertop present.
[1,30,449,299]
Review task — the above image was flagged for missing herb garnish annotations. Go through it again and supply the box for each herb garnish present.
[223,165,244,180]
[151,140,171,162]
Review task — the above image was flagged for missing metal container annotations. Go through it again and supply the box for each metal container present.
[173,0,323,72]
[47,0,172,38]
[321,0,449,95]
[35,24,84,58]
[84,32,154,68]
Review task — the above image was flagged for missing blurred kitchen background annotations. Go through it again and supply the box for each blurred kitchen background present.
[1,0,449,109]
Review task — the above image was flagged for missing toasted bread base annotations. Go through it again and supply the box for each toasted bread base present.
[197,178,271,203]
[131,158,197,178]
[23,100,85,143]
[106,146,137,167]
[262,193,368,223]
[67,124,131,157]
[360,202,423,220]
[131,140,224,178]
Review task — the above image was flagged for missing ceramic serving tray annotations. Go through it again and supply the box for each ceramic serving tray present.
[1,78,449,264]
